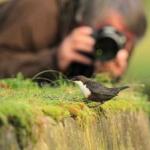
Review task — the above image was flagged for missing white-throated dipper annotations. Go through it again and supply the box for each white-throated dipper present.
[72,75,129,103]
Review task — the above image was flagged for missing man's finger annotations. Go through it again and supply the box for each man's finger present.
[72,27,93,36]
[72,52,92,64]
[73,42,94,53]
[116,49,128,68]
[117,49,129,61]
[73,36,95,48]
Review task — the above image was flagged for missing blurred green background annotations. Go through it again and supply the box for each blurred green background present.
[126,0,150,80]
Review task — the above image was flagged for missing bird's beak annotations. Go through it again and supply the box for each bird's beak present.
[71,77,76,81]
[71,80,78,84]
[71,77,82,85]
[69,78,77,84]
[73,81,83,86]
[71,77,77,83]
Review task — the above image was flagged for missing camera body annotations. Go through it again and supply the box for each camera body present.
[93,26,127,61]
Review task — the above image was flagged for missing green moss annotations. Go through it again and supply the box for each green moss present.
[0,77,150,147]
[42,105,70,121]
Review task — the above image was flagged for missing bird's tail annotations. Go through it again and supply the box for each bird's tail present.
[117,86,129,91]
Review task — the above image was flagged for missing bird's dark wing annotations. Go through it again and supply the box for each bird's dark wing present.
[85,80,110,94]
[86,80,117,101]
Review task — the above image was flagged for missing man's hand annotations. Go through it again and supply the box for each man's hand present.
[95,49,129,78]
[57,27,95,72]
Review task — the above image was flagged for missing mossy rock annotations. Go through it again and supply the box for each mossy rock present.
[0,77,150,150]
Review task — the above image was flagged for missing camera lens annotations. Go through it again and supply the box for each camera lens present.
[95,37,119,61]
[93,26,126,61]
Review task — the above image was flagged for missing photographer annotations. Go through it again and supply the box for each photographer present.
[0,0,147,79]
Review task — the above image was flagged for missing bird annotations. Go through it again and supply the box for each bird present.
[72,75,129,103]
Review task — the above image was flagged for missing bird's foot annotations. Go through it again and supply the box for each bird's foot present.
[82,98,94,104]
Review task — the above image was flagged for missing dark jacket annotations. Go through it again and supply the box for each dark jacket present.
[0,0,147,78]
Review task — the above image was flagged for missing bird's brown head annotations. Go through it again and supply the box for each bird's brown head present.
[71,75,89,84]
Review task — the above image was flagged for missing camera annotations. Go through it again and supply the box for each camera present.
[93,26,127,61]
[68,26,127,77]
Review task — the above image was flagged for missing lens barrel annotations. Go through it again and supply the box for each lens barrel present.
[93,26,127,61]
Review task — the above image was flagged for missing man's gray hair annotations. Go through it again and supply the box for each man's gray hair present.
[76,0,147,39]
[61,0,147,39]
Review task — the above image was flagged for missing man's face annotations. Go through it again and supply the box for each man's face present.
[91,10,135,79]
[95,10,135,52]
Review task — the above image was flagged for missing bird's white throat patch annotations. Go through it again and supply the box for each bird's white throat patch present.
[74,81,91,98]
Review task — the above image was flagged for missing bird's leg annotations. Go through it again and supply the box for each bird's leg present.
[82,99,107,118]
[99,106,107,117]
[88,102,102,108]
[88,103,107,119]
[82,98,88,103]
